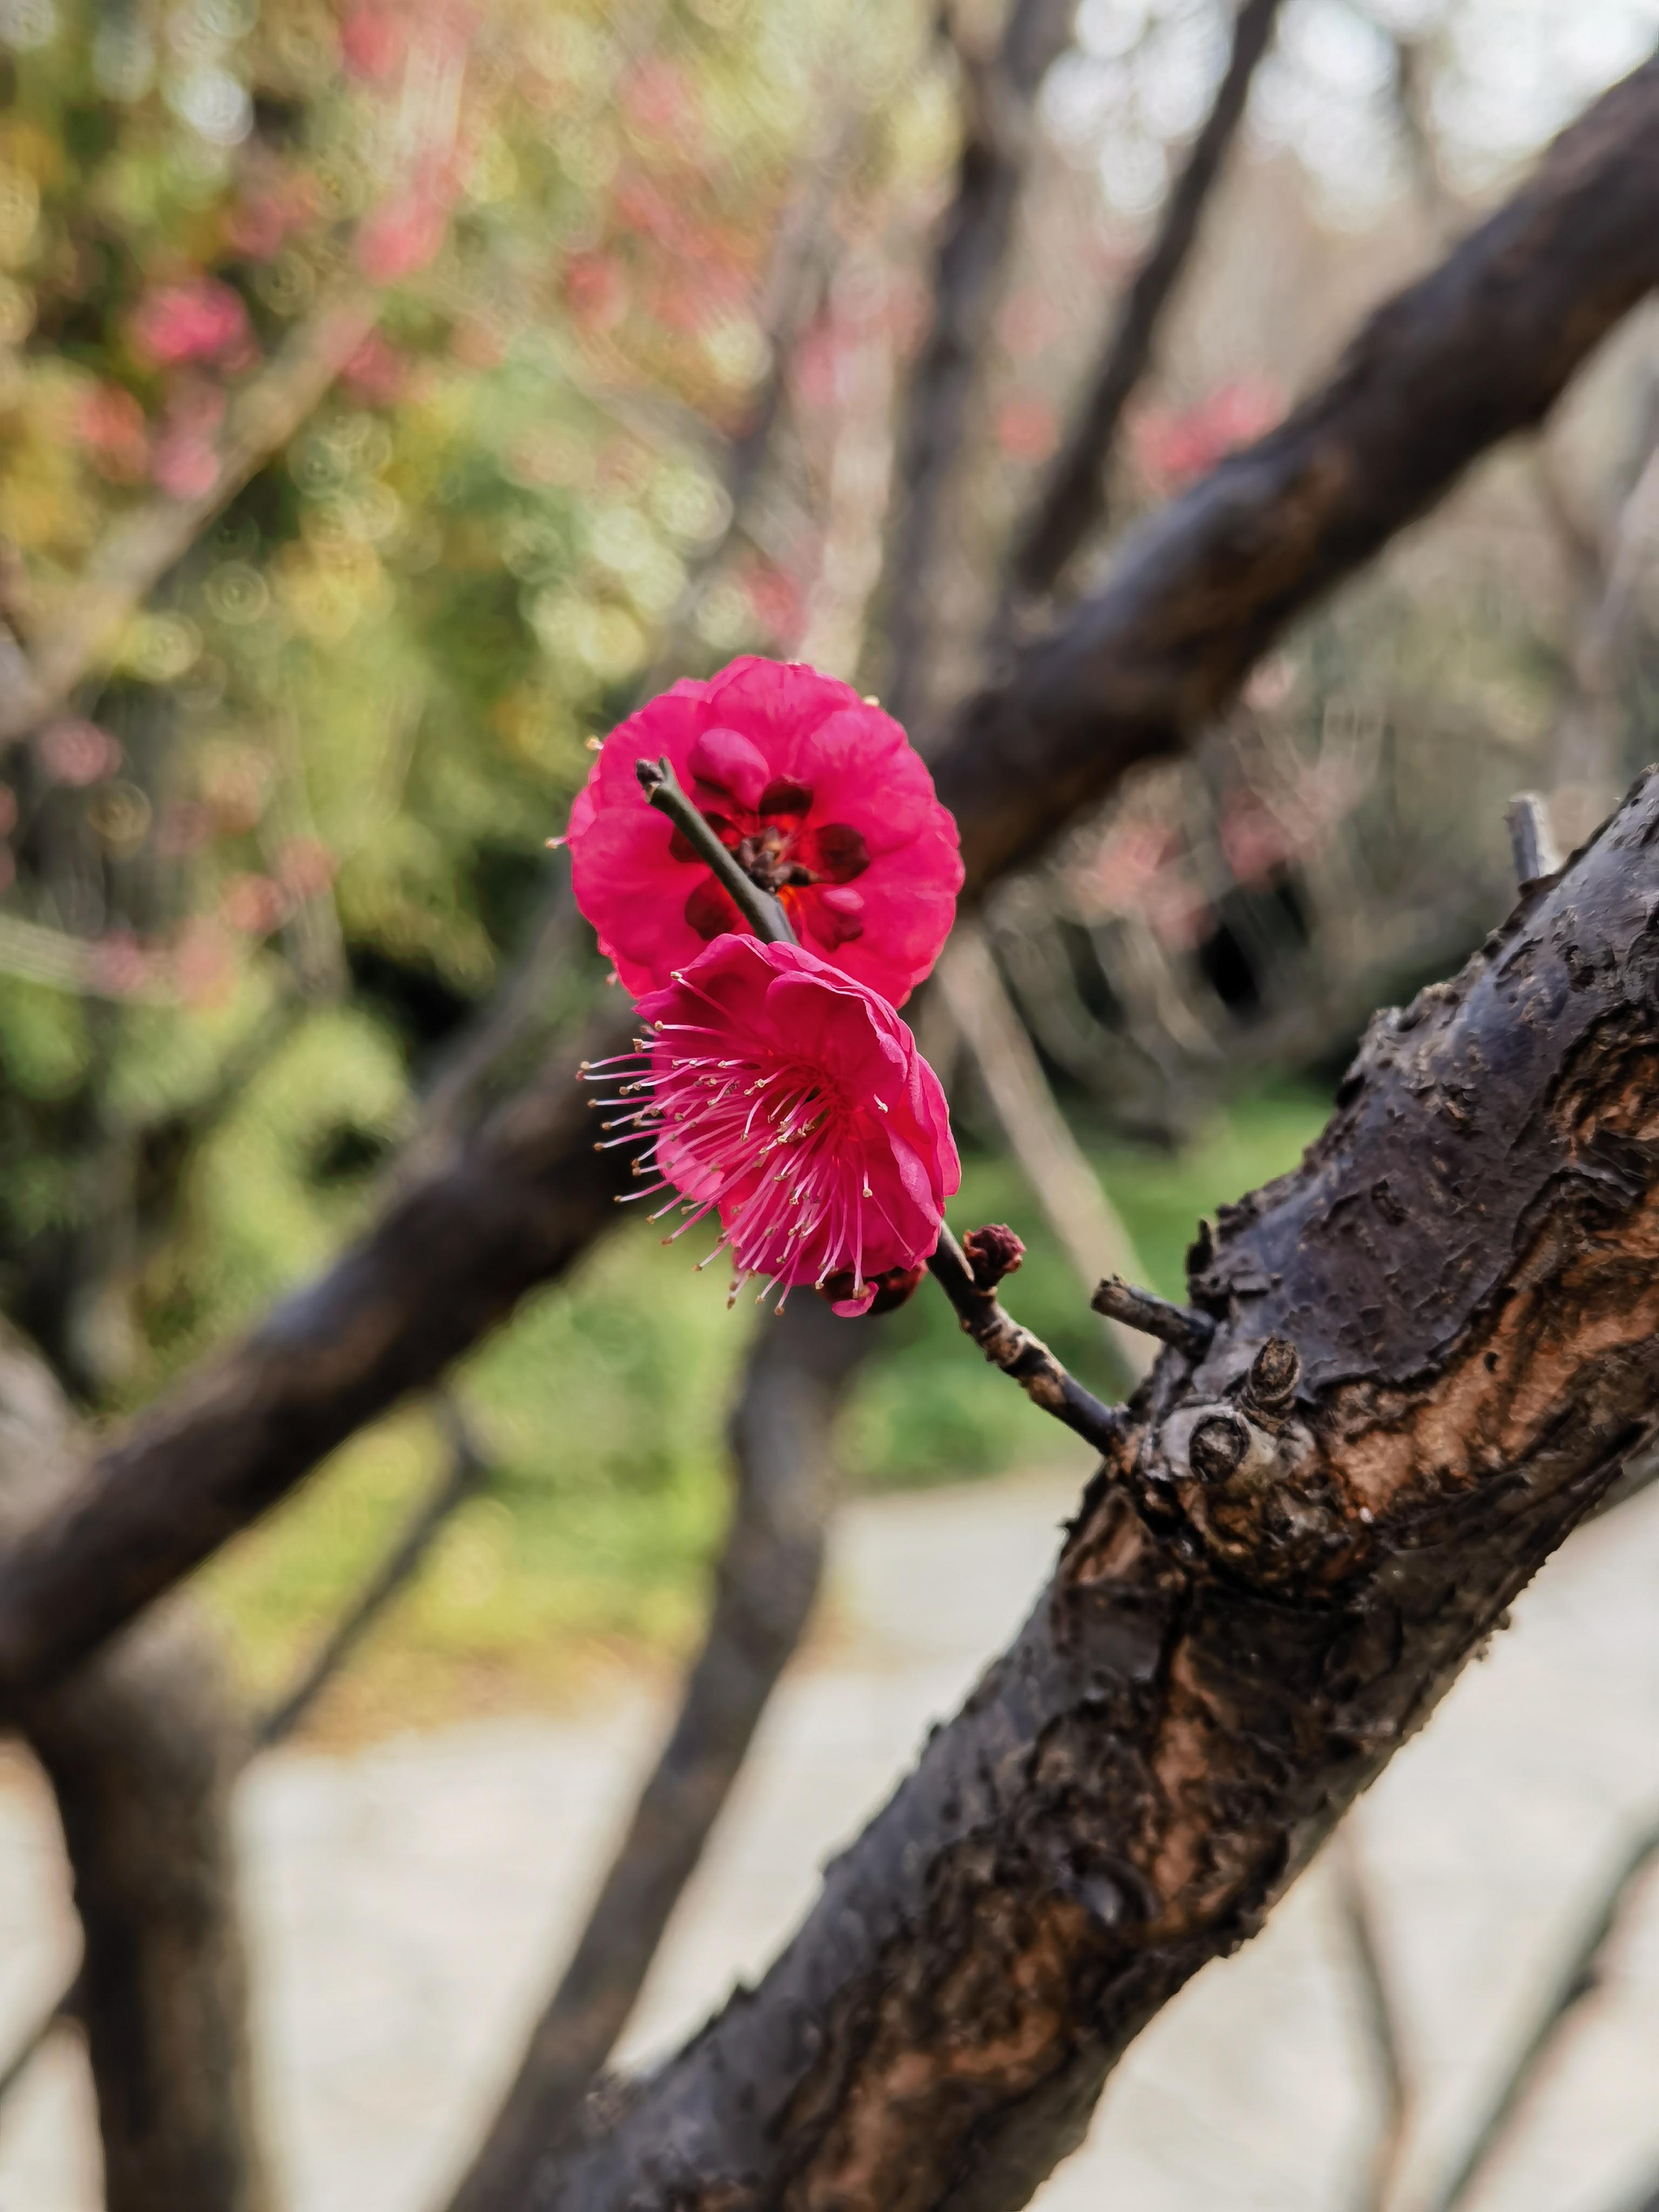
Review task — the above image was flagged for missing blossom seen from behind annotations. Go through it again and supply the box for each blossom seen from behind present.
[589,935,959,1317]
[564,655,963,1007]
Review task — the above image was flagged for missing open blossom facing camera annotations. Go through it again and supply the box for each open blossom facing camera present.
[591,935,960,1316]
[564,656,962,1006]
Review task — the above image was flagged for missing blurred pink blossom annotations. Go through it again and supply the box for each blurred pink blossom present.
[1073,821,1172,918]
[340,2,404,79]
[340,329,408,404]
[1219,793,1296,885]
[356,188,449,281]
[621,59,691,135]
[225,170,320,261]
[87,932,153,998]
[743,561,804,647]
[77,383,150,483]
[130,279,252,369]
[275,838,337,898]
[1131,378,1284,496]
[173,919,237,1007]
[37,720,122,787]
[156,801,214,858]
[220,872,291,936]
[151,382,226,501]
[563,250,628,333]
[152,434,220,500]
[995,395,1059,463]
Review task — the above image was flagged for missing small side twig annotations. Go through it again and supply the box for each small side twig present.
[635,757,792,946]
[1505,791,1562,887]
[936,923,1156,1384]
[1424,1820,1659,2212]
[254,1397,490,1749]
[1091,1275,1213,1361]
[928,1224,1125,1454]
[1333,1824,1413,2212]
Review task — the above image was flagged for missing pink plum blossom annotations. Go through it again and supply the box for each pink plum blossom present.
[130,280,251,369]
[77,383,149,482]
[37,720,122,786]
[594,934,959,1316]
[564,656,962,1007]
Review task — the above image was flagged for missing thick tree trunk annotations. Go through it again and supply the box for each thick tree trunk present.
[0,56,1656,1714]
[0,1327,269,2212]
[529,768,1659,2210]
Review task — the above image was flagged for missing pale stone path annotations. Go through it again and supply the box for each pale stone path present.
[2,1467,1657,2212]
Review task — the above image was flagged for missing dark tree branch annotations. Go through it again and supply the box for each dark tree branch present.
[0,1324,271,2212]
[528,761,1659,2210]
[879,0,1078,730]
[1004,0,1287,605]
[440,1295,868,2212]
[936,55,1659,894]
[1424,1820,1659,2212]
[0,60,1655,1710]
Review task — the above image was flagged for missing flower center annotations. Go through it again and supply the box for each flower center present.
[674,771,872,946]
[590,1027,883,1311]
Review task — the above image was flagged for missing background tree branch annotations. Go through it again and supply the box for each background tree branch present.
[0,1321,271,2212]
[1002,0,1287,609]
[0,55,1656,1710]
[439,1295,869,2212]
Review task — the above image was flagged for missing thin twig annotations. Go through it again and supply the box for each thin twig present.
[635,757,792,945]
[1333,1824,1413,2212]
[1505,792,1562,886]
[927,1224,1125,1453]
[1004,0,1287,605]
[253,1398,489,1749]
[1090,1275,1213,1361]
[1424,1822,1659,2212]
[936,923,1157,1382]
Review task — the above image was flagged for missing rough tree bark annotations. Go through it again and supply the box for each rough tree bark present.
[0,1324,269,2212]
[0,55,1656,1709]
[526,761,1659,2210]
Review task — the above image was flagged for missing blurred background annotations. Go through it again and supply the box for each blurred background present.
[0,0,1656,2204]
